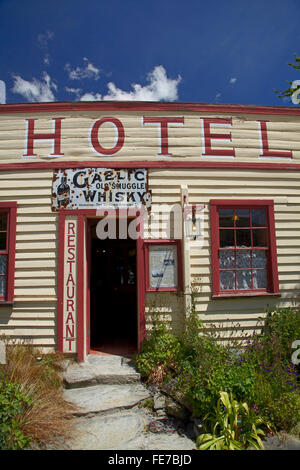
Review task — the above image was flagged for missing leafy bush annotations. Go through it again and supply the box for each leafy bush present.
[197,391,268,450]
[133,321,182,382]
[134,306,300,437]
[261,307,300,367]
[0,380,32,449]
[178,360,256,417]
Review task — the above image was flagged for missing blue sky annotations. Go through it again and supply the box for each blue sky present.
[0,0,300,106]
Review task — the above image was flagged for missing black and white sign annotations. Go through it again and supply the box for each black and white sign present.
[52,168,151,210]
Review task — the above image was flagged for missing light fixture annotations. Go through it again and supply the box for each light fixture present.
[183,204,204,240]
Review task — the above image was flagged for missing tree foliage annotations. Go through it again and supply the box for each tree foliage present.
[275,54,300,104]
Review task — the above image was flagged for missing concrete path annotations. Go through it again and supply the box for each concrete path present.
[62,354,196,450]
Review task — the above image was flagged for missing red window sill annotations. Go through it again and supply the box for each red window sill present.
[146,287,181,293]
[212,291,281,299]
[0,301,14,306]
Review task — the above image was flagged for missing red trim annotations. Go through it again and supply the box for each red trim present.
[144,239,183,292]
[137,237,146,350]
[0,160,299,172]
[0,202,17,304]
[85,211,145,352]
[86,220,91,356]
[5,203,17,303]
[56,212,66,352]
[76,215,85,361]
[210,199,280,298]
[1,100,300,116]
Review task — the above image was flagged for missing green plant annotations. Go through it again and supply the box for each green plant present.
[0,341,75,448]
[133,321,181,382]
[0,380,33,450]
[197,391,268,450]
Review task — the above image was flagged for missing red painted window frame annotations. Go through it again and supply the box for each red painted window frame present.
[210,199,280,298]
[144,239,183,292]
[0,202,17,304]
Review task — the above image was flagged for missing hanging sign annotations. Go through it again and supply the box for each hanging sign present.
[52,168,151,210]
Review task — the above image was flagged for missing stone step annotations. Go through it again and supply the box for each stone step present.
[66,410,196,450]
[64,383,151,416]
[63,354,141,389]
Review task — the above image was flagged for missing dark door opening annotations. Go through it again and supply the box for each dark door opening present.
[89,223,137,356]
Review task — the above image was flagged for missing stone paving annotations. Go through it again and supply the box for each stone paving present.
[62,354,196,450]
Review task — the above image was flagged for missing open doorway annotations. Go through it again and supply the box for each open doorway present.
[89,220,138,355]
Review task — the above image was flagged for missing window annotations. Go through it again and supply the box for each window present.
[0,202,17,303]
[144,239,182,292]
[210,200,279,297]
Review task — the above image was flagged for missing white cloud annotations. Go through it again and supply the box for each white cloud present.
[215,92,222,102]
[65,57,100,81]
[102,65,181,101]
[65,87,102,101]
[12,72,57,102]
[0,81,6,104]
[80,92,102,101]
[229,77,237,84]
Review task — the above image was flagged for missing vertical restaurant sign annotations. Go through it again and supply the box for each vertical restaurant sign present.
[52,168,151,210]
[63,217,77,353]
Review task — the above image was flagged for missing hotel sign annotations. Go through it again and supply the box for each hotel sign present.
[52,168,151,210]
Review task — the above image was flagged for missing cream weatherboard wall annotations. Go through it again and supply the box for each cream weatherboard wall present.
[0,103,299,351]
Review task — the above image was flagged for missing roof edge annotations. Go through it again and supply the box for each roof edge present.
[0,100,300,116]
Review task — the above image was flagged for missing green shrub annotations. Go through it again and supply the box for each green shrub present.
[263,307,300,366]
[197,391,268,450]
[0,380,33,450]
[133,322,182,381]
[263,392,300,431]
[179,361,256,417]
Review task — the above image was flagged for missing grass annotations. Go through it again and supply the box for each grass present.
[0,339,76,449]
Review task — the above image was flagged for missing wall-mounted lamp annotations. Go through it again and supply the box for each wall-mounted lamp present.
[183,204,205,240]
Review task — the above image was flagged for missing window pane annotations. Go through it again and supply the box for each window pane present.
[236,250,251,268]
[219,209,234,227]
[252,209,266,227]
[253,229,267,247]
[220,270,235,290]
[0,255,7,275]
[236,209,250,227]
[236,229,251,247]
[252,250,267,268]
[236,270,252,290]
[219,250,235,269]
[0,276,6,297]
[0,213,7,231]
[0,232,6,251]
[220,229,234,247]
[253,269,267,289]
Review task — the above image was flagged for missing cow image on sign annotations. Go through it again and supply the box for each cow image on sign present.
[52,168,151,210]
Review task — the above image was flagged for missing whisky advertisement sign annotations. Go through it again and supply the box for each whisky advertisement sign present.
[52,168,151,210]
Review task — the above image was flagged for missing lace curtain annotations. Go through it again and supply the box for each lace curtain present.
[219,248,267,290]
[0,255,7,297]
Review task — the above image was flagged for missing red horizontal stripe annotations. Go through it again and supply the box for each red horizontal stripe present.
[0,160,299,171]
[1,100,300,116]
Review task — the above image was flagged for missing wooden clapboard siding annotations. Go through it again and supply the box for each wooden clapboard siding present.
[146,166,300,335]
[0,170,57,348]
[0,110,300,163]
